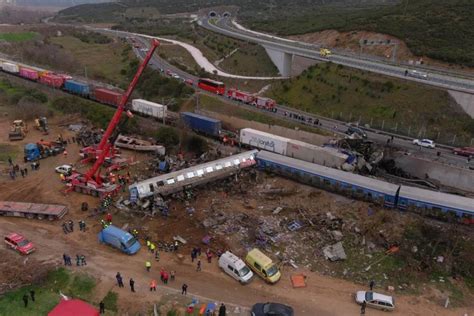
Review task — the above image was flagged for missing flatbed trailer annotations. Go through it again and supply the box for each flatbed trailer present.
[0,201,68,220]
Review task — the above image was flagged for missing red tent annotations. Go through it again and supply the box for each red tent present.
[48,299,99,316]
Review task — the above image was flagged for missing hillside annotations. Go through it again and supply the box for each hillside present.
[54,0,473,67]
[244,0,474,67]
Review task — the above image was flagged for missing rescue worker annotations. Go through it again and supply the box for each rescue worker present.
[80,255,87,265]
[150,279,157,291]
[219,303,226,316]
[60,173,65,182]
[155,250,160,262]
[145,261,151,272]
[116,272,124,288]
[163,271,169,284]
[146,240,151,251]
[105,213,112,224]
[22,293,28,308]
[150,242,156,253]
[181,283,188,295]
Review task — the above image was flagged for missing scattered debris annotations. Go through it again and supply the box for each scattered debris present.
[291,274,307,288]
[323,242,347,261]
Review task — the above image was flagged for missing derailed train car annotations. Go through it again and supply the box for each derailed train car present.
[255,151,474,224]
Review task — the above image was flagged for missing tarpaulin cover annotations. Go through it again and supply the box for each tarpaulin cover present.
[48,299,99,316]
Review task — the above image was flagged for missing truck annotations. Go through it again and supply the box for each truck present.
[39,73,65,88]
[252,96,276,111]
[24,142,64,161]
[9,120,28,141]
[181,112,222,137]
[240,128,289,155]
[19,67,39,81]
[98,225,141,255]
[131,99,167,119]
[1,62,20,73]
[94,88,123,107]
[64,80,90,96]
[227,88,255,104]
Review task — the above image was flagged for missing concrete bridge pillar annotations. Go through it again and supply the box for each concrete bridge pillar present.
[263,46,293,77]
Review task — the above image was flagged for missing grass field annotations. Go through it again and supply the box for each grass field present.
[219,43,278,76]
[159,44,199,74]
[0,268,100,316]
[0,32,37,42]
[267,63,474,145]
[50,36,129,85]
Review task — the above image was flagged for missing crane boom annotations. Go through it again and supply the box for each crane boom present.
[85,39,160,181]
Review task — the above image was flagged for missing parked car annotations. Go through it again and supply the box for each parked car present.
[5,233,35,255]
[413,139,435,148]
[172,73,180,80]
[165,70,172,76]
[452,147,474,157]
[184,78,194,85]
[218,251,254,283]
[251,302,294,316]
[345,125,367,139]
[55,164,73,176]
[355,291,395,311]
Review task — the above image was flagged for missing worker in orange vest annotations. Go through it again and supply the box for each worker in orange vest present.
[149,279,157,291]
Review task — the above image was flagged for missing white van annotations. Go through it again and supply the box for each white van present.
[218,251,254,283]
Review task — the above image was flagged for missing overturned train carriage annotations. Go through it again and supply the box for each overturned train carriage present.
[129,150,258,200]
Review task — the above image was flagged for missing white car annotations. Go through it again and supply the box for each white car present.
[408,70,428,79]
[413,139,435,148]
[355,291,395,312]
[172,74,181,80]
[55,164,73,175]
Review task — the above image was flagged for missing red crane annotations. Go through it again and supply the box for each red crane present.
[67,39,160,197]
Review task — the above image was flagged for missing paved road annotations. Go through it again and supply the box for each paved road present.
[201,18,474,94]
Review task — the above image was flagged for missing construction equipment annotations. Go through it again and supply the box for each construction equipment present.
[34,117,49,134]
[320,48,332,57]
[24,141,65,161]
[8,120,28,141]
[66,39,160,198]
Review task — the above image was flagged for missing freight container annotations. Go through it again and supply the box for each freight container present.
[39,74,65,89]
[64,80,90,96]
[226,88,255,104]
[131,99,167,119]
[19,67,39,81]
[94,88,123,107]
[1,62,20,73]
[239,128,288,155]
[252,97,276,110]
[286,140,348,168]
[181,112,221,137]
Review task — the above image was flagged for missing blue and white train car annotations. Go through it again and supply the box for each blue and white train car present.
[398,186,474,223]
[256,151,399,207]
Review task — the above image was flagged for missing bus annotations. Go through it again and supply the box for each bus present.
[198,78,225,95]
